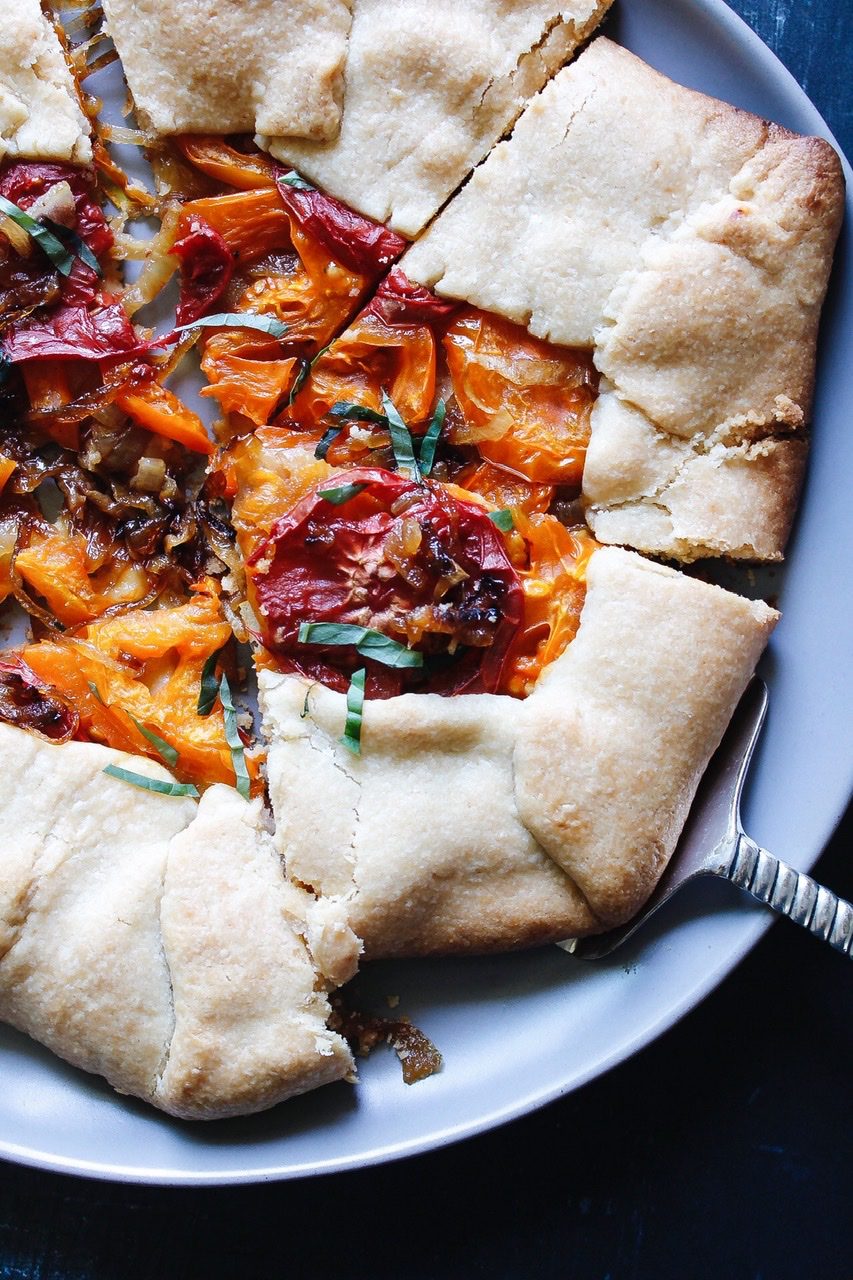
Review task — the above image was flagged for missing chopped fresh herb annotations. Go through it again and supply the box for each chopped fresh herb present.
[297,621,424,669]
[340,668,366,756]
[103,763,198,797]
[128,715,179,768]
[418,399,446,477]
[197,650,222,716]
[488,508,514,533]
[0,194,75,276]
[288,341,331,407]
[219,673,251,799]
[172,312,288,340]
[318,481,368,506]
[87,680,105,705]
[381,391,420,478]
[301,687,312,720]
[44,219,102,275]
[280,171,315,191]
[328,401,389,425]
[314,424,344,460]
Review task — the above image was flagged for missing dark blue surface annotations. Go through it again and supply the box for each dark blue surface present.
[0,3,850,1275]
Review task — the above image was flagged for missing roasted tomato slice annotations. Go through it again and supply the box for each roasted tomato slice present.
[444,309,598,487]
[249,467,523,697]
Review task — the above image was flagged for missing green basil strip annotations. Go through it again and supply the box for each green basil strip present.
[197,650,222,716]
[128,714,179,768]
[381,391,420,478]
[103,763,199,798]
[0,195,75,276]
[314,424,343,460]
[288,341,332,407]
[87,680,105,705]
[318,482,368,506]
[280,171,315,191]
[44,219,102,275]
[418,399,446,477]
[219,672,251,799]
[297,621,424,669]
[488,508,514,533]
[340,667,366,756]
[328,401,389,425]
[172,313,288,340]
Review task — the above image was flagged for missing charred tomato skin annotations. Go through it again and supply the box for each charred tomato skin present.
[249,466,523,698]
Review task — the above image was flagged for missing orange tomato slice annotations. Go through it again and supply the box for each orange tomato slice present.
[22,581,252,791]
[444,309,598,487]
[115,377,213,454]
[497,513,598,698]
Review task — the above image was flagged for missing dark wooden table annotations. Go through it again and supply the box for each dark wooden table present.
[1,5,850,1277]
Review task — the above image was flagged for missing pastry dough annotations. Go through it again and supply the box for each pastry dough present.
[404,38,844,560]
[262,0,614,237]
[102,0,353,141]
[0,0,91,163]
[0,730,354,1119]
[260,547,777,956]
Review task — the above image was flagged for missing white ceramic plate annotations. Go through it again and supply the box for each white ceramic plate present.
[1,0,850,1184]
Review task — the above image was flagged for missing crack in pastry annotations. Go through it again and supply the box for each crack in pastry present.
[262,0,615,237]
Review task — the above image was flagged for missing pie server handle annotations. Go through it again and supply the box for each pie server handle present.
[710,833,853,956]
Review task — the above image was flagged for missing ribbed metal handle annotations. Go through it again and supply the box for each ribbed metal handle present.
[717,834,853,956]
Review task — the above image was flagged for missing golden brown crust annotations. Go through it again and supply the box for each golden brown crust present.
[404,38,844,561]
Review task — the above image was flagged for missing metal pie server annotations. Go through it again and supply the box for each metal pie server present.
[564,679,853,960]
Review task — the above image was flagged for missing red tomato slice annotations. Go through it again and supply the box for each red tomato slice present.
[249,467,523,697]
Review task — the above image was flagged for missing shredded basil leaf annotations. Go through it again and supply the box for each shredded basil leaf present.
[288,341,332,407]
[219,673,251,799]
[44,219,102,275]
[301,687,312,720]
[128,715,179,768]
[0,195,75,276]
[103,763,198,797]
[328,401,389,425]
[173,313,288,340]
[314,424,343,460]
[318,482,367,506]
[297,621,424,669]
[281,171,315,191]
[340,668,366,756]
[197,650,222,716]
[488,508,514,532]
[418,399,446,477]
[87,680,105,705]
[381,392,420,478]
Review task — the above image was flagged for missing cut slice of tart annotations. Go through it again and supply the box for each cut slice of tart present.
[258,547,777,956]
[403,38,844,561]
[262,0,615,237]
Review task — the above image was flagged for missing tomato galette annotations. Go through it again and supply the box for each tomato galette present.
[0,2,842,1119]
